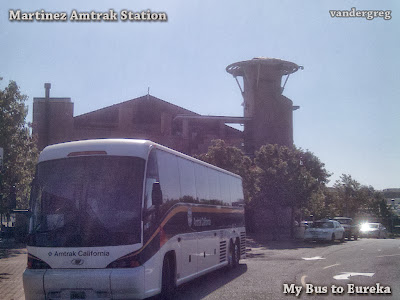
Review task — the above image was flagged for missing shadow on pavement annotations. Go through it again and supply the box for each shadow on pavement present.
[175,264,248,300]
[0,239,27,259]
[246,233,355,252]
[0,272,12,281]
[149,264,248,300]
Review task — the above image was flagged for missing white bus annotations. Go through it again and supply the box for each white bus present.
[23,139,246,299]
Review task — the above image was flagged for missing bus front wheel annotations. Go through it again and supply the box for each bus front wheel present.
[161,254,176,299]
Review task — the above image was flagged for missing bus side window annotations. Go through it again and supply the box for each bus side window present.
[156,150,180,203]
[144,150,159,210]
[143,150,159,242]
[208,168,221,205]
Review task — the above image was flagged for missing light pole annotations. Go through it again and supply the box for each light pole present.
[342,184,349,217]
[391,199,395,233]
[0,147,3,230]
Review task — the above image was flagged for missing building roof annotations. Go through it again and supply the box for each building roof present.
[73,94,243,135]
[74,94,199,120]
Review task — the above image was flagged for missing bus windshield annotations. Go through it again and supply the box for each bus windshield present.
[28,156,145,247]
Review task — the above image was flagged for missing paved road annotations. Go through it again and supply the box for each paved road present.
[171,237,400,300]
[0,241,26,300]
[1,237,400,300]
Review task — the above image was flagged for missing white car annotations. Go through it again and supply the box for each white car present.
[304,220,345,242]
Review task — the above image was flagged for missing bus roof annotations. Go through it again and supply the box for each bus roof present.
[39,139,241,179]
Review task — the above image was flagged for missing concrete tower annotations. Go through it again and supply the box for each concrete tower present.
[226,57,302,154]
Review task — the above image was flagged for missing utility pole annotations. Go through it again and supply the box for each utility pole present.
[391,199,395,233]
[0,147,3,231]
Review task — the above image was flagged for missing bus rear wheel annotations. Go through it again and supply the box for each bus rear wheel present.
[233,240,240,267]
[228,239,240,268]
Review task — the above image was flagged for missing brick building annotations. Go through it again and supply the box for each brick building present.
[33,84,243,155]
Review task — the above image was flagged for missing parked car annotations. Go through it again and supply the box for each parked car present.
[304,219,345,242]
[333,217,359,240]
[359,222,387,239]
[300,221,313,228]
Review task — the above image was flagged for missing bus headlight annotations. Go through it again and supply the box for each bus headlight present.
[106,253,141,268]
[27,254,52,269]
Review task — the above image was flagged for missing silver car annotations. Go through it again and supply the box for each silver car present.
[333,217,359,240]
[359,222,387,238]
[304,220,345,242]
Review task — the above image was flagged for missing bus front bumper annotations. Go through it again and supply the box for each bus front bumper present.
[23,267,146,300]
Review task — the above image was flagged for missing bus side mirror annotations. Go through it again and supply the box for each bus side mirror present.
[152,182,163,206]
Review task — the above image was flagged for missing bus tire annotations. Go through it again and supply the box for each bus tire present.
[160,254,176,300]
[227,240,234,268]
[228,239,240,269]
[233,239,240,267]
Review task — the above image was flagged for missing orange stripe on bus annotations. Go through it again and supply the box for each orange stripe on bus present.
[130,204,243,257]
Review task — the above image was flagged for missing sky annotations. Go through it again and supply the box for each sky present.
[1,0,399,190]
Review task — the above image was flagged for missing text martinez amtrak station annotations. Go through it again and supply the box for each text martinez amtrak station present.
[8,9,168,22]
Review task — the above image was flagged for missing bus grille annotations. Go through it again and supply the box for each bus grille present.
[219,240,227,263]
[240,232,246,258]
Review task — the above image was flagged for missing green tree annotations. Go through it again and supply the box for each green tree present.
[302,187,329,220]
[355,186,394,229]
[316,187,341,219]
[255,145,330,208]
[306,173,397,235]
[254,144,330,237]
[0,79,38,219]
[333,174,364,218]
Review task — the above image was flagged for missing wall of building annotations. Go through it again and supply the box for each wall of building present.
[33,94,243,155]
[33,97,74,151]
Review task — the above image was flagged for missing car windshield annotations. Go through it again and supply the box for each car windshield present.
[311,221,334,228]
[28,156,145,247]
[369,224,379,229]
[336,219,351,225]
